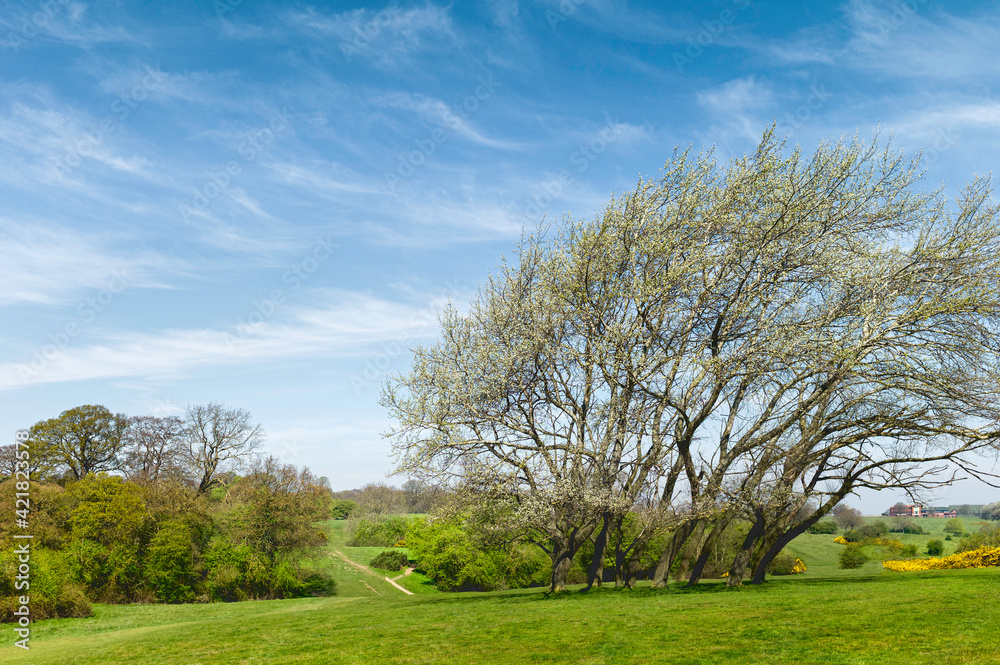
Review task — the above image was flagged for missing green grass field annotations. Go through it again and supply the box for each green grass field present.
[4,516,999,664]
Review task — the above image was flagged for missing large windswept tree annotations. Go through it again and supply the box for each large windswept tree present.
[383,128,1000,592]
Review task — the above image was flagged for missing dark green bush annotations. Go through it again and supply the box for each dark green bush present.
[331,499,357,520]
[842,530,861,543]
[806,520,837,534]
[944,534,952,541]
[370,550,409,571]
[349,516,410,547]
[766,552,804,575]
[927,539,944,556]
[838,543,868,569]
[857,522,889,539]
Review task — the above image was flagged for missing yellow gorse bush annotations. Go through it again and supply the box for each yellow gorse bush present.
[834,536,848,545]
[874,538,903,548]
[791,558,807,574]
[882,546,1000,572]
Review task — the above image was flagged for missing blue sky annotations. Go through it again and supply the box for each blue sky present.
[2,0,998,512]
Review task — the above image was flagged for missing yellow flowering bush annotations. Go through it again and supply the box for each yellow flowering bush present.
[834,536,848,545]
[791,558,807,574]
[882,546,1000,572]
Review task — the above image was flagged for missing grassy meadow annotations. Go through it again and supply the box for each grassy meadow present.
[4,516,1000,664]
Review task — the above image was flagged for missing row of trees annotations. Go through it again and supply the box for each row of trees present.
[2,404,337,622]
[383,129,1000,592]
[1,457,335,621]
[1,403,278,494]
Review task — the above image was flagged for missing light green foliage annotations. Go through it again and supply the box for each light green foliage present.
[66,473,151,547]
[956,524,1000,553]
[405,515,548,591]
[943,518,965,535]
[0,548,91,623]
[348,516,411,547]
[927,539,945,556]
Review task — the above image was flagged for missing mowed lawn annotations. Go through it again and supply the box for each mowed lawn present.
[4,517,1000,664]
[4,568,1000,664]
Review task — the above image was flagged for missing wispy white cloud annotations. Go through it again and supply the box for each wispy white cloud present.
[378,92,517,149]
[285,4,455,64]
[0,217,181,306]
[0,288,467,389]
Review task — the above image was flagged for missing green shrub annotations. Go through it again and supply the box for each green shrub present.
[945,534,952,541]
[145,520,199,603]
[838,543,868,569]
[370,550,409,571]
[956,524,1000,553]
[348,516,410,547]
[0,548,92,623]
[806,520,837,534]
[406,516,548,591]
[926,539,944,556]
[901,543,918,557]
[857,522,889,540]
[943,518,965,535]
[766,552,806,575]
[331,500,357,520]
[842,530,861,543]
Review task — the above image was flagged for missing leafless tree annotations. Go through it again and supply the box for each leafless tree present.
[184,402,264,494]
[122,415,187,484]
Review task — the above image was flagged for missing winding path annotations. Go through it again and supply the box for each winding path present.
[332,550,415,596]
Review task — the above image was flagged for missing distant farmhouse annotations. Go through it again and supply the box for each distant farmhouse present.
[886,504,958,518]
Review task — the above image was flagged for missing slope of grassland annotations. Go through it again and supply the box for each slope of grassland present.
[4,516,999,664]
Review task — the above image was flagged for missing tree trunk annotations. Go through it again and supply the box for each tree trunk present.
[686,517,731,587]
[751,512,824,584]
[585,513,611,590]
[650,519,698,587]
[726,511,766,587]
[550,551,573,593]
